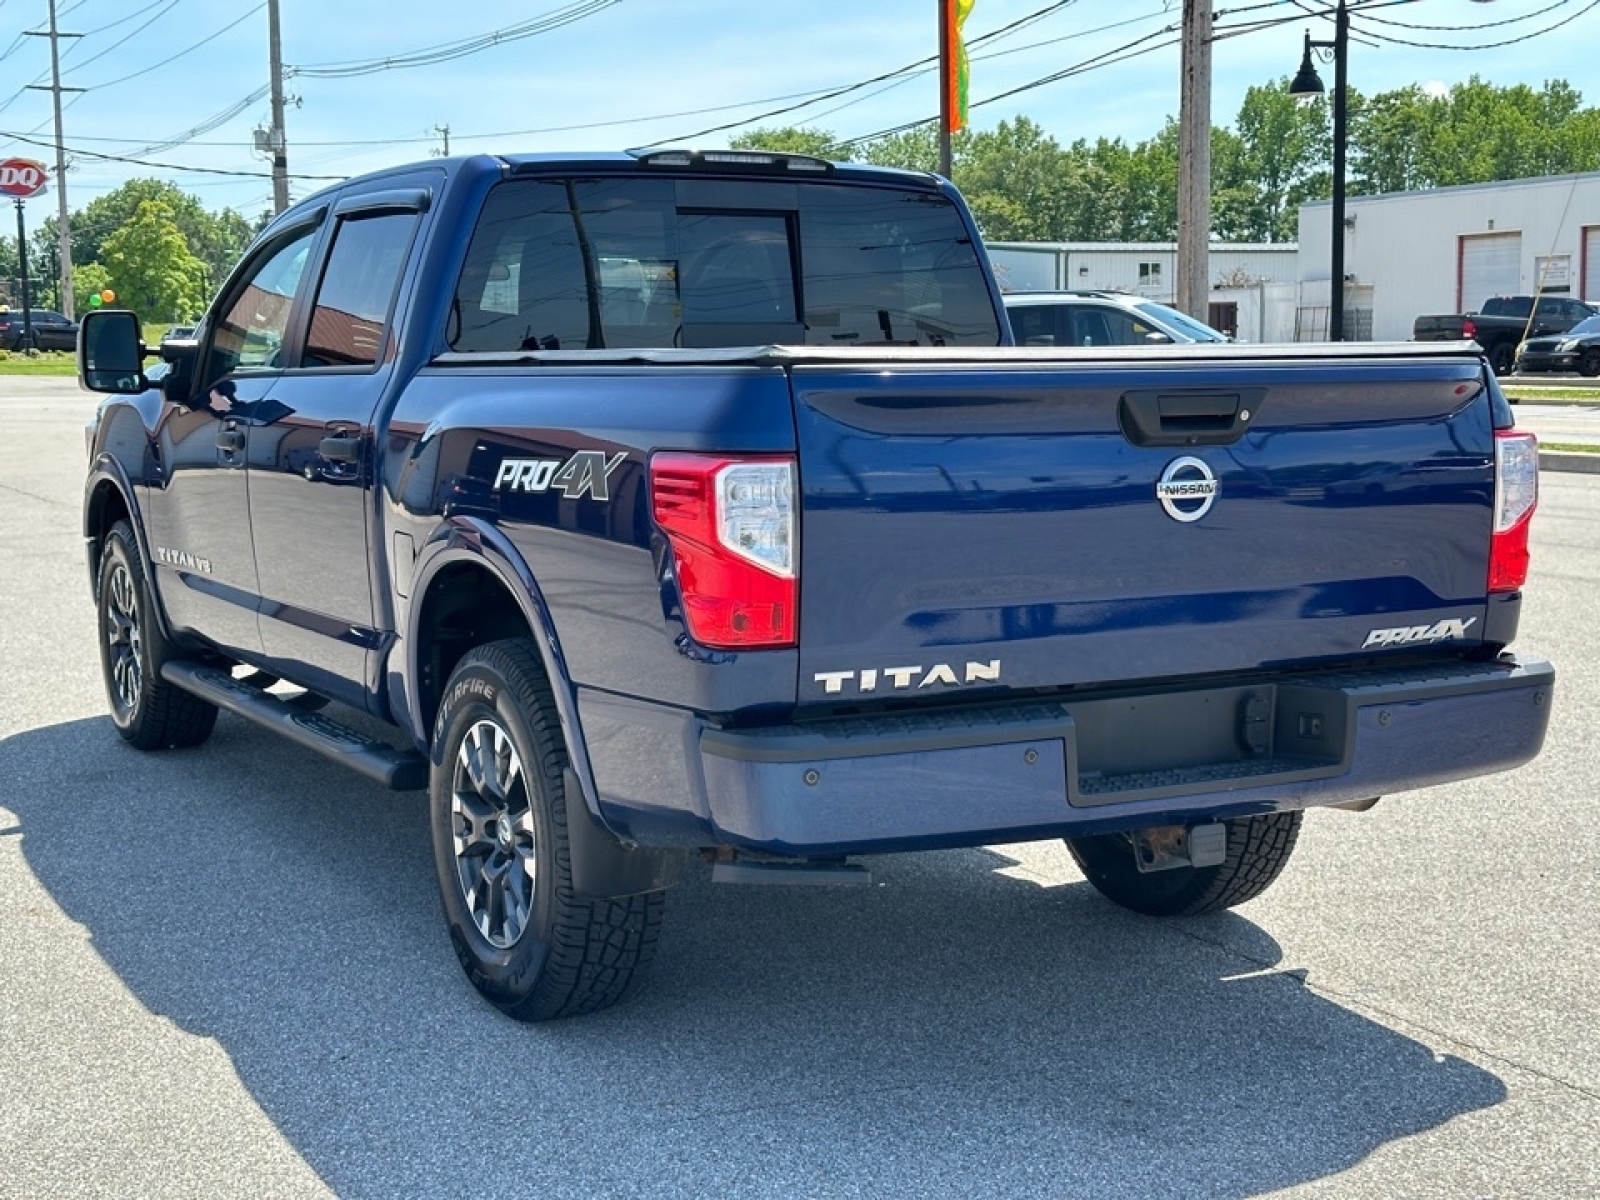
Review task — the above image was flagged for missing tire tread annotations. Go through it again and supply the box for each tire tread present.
[440,639,664,1021]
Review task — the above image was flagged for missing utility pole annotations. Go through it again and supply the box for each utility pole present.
[24,0,84,318]
[267,0,289,214]
[937,0,953,178]
[1175,0,1212,323]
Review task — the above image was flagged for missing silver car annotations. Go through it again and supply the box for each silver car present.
[1003,291,1229,348]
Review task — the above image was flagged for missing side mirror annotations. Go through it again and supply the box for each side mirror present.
[78,310,150,394]
[1143,331,1174,345]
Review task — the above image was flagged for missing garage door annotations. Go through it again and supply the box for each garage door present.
[1584,227,1600,302]
[1459,232,1521,311]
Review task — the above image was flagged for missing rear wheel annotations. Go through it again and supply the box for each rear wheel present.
[1066,811,1302,917]
[429,639,664,1021]
[96,521,218,750]
[1579,347,1600,378]
[1488,342,1515,376]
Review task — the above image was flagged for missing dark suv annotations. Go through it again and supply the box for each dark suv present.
[0,307,79,351]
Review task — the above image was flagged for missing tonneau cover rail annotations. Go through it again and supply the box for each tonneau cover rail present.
[429,340,1485,370]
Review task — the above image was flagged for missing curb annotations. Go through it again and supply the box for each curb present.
[1540,451,1600,475]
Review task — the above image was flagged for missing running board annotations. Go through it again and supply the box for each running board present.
[161,662,429,791]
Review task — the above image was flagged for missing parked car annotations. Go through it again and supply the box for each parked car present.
[1514,314,1600,377]
[0,306,79,351]
[159,323,198,348]
[1003,290,1229,347]
[1413,295,1597,375]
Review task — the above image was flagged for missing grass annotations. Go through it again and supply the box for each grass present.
[1502,384,1600,402]
[0,324,172,377]
[1540,441,1599,453]
[0,350,77,376]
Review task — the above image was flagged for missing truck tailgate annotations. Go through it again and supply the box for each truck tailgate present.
[792,355,1497,703]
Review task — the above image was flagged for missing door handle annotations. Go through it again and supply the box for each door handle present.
[216,428,245,453]
[319,434,361,463]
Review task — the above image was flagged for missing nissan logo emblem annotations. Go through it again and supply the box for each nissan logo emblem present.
[1156,456,1219,522]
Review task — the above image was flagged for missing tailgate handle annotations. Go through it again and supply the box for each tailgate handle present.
[1119,387,1263,448]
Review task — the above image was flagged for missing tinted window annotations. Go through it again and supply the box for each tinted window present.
[302,212,418,367]
[205,226,317,384]
[450,176,1000,351]
[1136,301,1225,342]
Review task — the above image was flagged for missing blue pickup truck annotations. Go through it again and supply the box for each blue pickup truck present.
[78,150,1553,1021]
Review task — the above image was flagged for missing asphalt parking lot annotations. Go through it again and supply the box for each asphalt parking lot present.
[2,378,1596,1199]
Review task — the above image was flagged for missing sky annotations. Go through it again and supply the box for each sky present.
[1,0,1597,238]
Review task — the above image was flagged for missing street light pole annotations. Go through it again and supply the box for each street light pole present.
[1289,0,1349,341]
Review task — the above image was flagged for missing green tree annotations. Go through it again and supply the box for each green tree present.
[72,261,114,315]
[858,124,942,173]
[46,179,256,293]
[100,200,209,322]
[729,126,838,157]
[957,117,1078,241]
[1213,80,1331,242]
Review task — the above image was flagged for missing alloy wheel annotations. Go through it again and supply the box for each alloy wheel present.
[104,561,143,717]
[450,718,537,948]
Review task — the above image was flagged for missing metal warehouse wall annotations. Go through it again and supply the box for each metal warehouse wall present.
[986,243,1299,302]
[1297,172,1600,342]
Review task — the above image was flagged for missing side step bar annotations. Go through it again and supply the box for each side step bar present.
[161,662,429,791]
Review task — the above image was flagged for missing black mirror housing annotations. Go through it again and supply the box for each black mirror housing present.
[78,310,150,394]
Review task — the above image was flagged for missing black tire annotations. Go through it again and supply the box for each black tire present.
[429,639,664,1021]
[1579,347,1600,378]
[1487,342,1515,376]
[96,521,218,751]
[1065,811,1302,917]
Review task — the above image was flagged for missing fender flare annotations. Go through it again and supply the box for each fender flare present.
[83,455,181,650]
[405,518,684,897]
[405,516,602,825]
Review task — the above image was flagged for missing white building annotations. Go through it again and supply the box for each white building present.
[984,241,1299,342]
[1297,171,1600,342]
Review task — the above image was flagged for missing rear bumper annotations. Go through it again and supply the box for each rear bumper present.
[580,655,1553,857]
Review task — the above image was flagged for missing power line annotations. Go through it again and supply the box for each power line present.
[75,3,263,90]
[1352,0,1600,48]
[289,0,620,78]
[0,128,345,179]
[648,0,1095,146]
[58,0,184,76]
[1354,0,1576,30]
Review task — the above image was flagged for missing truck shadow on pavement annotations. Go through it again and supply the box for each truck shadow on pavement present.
[4,715,1506,1200]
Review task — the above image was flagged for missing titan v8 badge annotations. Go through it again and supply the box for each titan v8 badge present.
[494,450,627,500]
[1156,456,1219,522]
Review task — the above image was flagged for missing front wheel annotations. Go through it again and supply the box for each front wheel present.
[1065,811,1303,917]
[96,521,218,750]
[1488,343,1515,376]
[429,639,664,1021]
[1579,347,1600,378]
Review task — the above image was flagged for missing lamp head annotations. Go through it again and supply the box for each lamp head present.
[1288,32,1326,102]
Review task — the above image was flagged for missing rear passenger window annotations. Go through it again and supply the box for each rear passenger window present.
[301,212,419,368]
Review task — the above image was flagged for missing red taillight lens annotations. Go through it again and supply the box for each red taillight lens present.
[651,453,797,649]
[1462,318,1477,340]
[1489,430,1538,593]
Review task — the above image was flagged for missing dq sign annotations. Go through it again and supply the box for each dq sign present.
[0,158,49,199]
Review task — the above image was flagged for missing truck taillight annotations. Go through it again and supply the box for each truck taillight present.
[651,453,797,649]
[1489,430,1538,593]
[1462,318,1477,340]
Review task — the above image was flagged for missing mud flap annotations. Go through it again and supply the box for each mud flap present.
[563,768,686,898]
